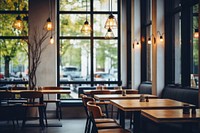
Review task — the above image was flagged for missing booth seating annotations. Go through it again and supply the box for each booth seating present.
[161,85,199,107]
[138,81,152,94]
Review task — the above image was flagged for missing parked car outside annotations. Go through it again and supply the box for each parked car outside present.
[94,72,116,81]
[61,66,83,81]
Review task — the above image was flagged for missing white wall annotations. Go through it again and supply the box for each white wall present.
[132,0,141,90]
[29,0,57,87]
[152,0,165,96]
[121,0,127,86]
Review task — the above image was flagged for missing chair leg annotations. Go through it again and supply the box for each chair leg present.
[56,102,59,120]
[59,105,62,120]
[104,104,109,118]
[87,118,92,133]
[84,117,89,133]
[44,107,48,127]
[130,112,133,129]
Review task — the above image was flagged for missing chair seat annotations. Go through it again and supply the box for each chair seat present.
[95,118,116,123]
[98,128,131,133]
[22,103,46,107]
[96,122,121,129]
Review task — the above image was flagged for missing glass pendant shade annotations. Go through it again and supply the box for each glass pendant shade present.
[104,14,118,29]
[50,36,54,44]
[105,27,115,39]
[81,20,92,34]
[194,29,199,38]
[44,17,53,31]
[12,15,24,30]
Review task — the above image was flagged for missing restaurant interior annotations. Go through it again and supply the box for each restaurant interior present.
[0,0,200,133]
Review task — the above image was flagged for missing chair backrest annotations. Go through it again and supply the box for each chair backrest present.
[126,90,138,94]
[11,86,27,90]
[0,91,14,105]
[0,91,14,100]
[90,90,111,98]
[87,101,104,118]
[20,91,43,103]
[81,95,95,117]
[42,86,62,90]
[42,86,62,99]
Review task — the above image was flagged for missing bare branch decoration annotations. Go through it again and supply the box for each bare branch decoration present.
[23,28,50,89]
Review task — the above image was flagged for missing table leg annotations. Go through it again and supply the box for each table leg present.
[133,111,141,133]
[119,109,125,128]
[38,106,45,128]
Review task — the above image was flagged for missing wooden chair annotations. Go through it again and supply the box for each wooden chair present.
[114,89,138,94]
[81,95,116,133]
[42,86,62,120]
[0,91,15,127]
[20,91,46,128]
[87,101,130,133]
[0,91,14,104]
[90,90,111,117]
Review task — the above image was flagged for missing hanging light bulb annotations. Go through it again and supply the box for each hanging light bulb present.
[81,0,92,34]
[12,15,24,30]
[44,17,53,31]
[147,37,152,44]
[104,0,117,29]
[105,27,115,39]
[50,36,54,44]
[194,29,199,38]
[159,35,164,42]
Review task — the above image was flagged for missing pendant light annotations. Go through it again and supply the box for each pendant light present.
[49,0,54,44]
[44,0,53,31]
[105,27,115,39]
[50,36,54,44]
[104,0,117,29]
[12,1,24,30]
[194,29,199,38]
[81,0,92,34]
[13,15,24,30]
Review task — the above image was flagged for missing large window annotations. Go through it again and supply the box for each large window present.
[146,0,152,81]
[191,4,199,88]
[0,0,29,87]
[174,11,181,84]
[58,0,120,98]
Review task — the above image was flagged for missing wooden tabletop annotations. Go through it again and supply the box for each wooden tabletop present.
[0,90,71,94]
[83,89,138,95]
[110,99,195,111]
[94,94,157,101]
[141,109,200,123]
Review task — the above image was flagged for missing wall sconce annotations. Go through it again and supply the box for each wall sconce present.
[133,39,139,48]
[194,29,199,38]
[157,31,164,42]
[147,34,156,44]
[148,31,164,44]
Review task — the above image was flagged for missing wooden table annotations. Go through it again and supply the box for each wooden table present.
[83,89,138,95]
[9,89,71,94]
[141,109,200,133]
[0,89,71,128]
[110,99,195,133]
[94,94,157,101]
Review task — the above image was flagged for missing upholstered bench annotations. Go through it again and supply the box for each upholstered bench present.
[161,85,198,106]
[138,81,152,94]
